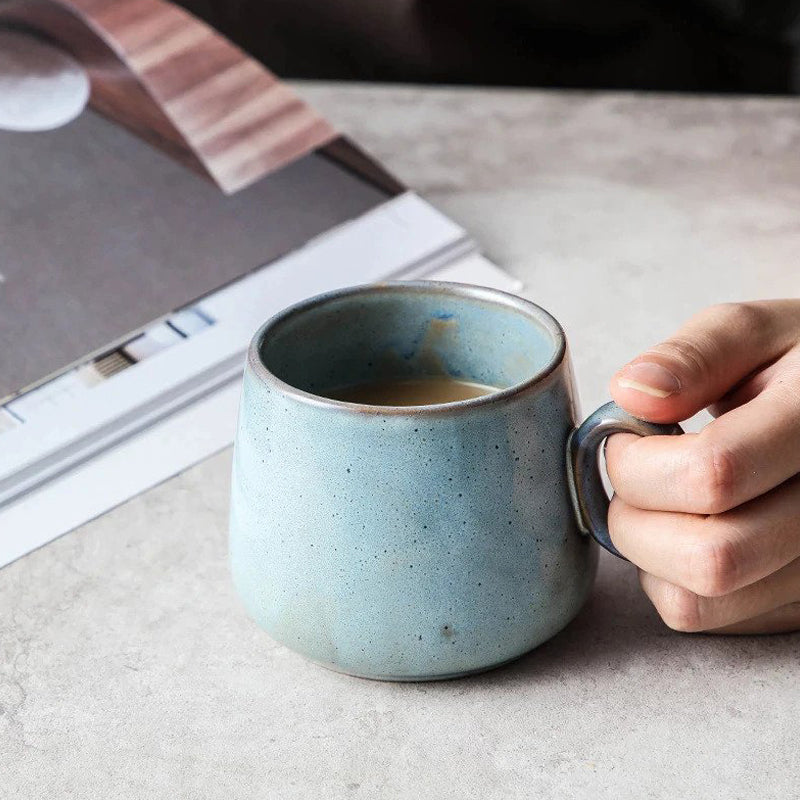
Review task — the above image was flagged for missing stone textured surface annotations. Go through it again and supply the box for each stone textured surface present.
[2,84,799,798]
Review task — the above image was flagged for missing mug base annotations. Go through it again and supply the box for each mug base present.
[308,648,535,683]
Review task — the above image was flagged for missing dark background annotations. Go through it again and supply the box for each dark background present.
[179,0,800,94]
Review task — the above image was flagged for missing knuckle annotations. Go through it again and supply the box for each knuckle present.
[705,301,767,334]
[656,583,705,632]
[656,303,770,380]
[686,530,741,597]
[686,436,740,514]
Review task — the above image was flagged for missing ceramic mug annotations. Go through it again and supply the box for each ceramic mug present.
[230,282,681,680]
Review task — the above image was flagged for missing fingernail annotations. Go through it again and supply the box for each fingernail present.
[617,362,681,398]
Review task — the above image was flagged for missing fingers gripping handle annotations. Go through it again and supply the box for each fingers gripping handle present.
[567,401,683,559]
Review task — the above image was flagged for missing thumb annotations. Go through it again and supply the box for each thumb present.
[609,302,794,424]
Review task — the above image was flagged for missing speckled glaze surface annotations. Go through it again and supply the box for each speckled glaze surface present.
[230,282,598,680]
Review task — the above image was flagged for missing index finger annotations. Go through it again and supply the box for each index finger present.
[608,473,800,598]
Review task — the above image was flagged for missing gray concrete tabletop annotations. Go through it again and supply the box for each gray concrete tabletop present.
[2,83,799,799]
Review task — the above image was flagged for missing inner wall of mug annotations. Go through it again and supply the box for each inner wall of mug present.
[258,286,560,398]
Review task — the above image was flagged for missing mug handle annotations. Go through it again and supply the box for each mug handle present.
[567,401,683,559]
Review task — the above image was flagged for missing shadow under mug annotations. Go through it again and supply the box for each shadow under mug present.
[229,282,681,680]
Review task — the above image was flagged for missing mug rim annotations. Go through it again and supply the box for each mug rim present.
[247,281,567,416]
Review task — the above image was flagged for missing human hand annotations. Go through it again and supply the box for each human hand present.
[606,300,800,634]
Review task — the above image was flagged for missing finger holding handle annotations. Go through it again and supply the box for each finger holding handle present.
[567,402,683,558]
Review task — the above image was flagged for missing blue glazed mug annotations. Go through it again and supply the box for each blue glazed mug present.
[230,282,680,680]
